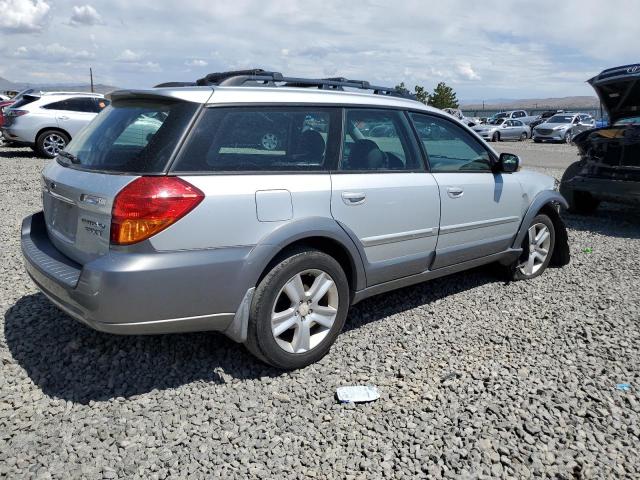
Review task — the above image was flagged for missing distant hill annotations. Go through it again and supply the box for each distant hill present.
[0,76,118,94]
[461,96,600,111]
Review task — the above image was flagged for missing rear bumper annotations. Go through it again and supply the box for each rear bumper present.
[1,127,32,145]
[21,212,254,335]
[562,176,640,203]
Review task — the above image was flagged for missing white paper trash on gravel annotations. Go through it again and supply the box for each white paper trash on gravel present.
[336,385,380,403]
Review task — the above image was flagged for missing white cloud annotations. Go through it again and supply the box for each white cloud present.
[1,0,638,97]
[185,59,207,67]
[456,63,481,81]
[116,49,142,62]
[11,43,94,62]
[0,0,50,33]
[69,4,104,26]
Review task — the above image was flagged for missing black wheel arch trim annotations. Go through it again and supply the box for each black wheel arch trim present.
[512,190,570,267]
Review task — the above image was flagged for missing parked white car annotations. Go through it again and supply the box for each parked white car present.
[1,92,109,157]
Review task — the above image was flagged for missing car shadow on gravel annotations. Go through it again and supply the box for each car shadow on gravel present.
[343,267,499,334]
[0,148,39,159]
[563,203,640,239]
[4,293,284,404]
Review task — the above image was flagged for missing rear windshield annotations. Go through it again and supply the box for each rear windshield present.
[172,106,339,172]
[10,94,40,109]
[62,99,199,173]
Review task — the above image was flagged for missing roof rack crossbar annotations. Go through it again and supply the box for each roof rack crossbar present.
[192,69,415,99]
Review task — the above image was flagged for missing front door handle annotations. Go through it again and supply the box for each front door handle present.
[57,116,69,121]
[447,187,464,198]
[342,192,366,205]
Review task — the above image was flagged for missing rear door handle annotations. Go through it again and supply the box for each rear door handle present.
[342,192,366,205]
[57,116,69,120]
[447,187,464,198]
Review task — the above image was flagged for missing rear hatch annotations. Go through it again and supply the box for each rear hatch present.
[3,94,40,127]
[42,92,205,264]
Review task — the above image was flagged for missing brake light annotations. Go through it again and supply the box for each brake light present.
[110,177,204,245]
[7,109,28,117]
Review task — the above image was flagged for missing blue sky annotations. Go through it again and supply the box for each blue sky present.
[0,0,637,100]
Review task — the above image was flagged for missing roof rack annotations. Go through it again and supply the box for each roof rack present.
[154,69,416,100]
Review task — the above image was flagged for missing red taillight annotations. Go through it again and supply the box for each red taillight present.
[110,177,204,245]
[7,109,28,117]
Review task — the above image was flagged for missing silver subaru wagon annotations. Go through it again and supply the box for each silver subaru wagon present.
[21,70,570,369]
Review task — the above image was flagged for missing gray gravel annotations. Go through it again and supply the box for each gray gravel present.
[1,143,640,479]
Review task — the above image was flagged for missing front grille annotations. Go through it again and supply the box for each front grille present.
[536,128,553,135]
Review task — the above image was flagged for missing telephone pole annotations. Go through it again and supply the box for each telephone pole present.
[90,67,94,93]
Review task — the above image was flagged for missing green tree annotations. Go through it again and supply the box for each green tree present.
[414,85,430,105]
[395,82,410,95]
[428,82,459,109]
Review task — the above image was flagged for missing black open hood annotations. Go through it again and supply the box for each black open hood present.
[588,64,640,123]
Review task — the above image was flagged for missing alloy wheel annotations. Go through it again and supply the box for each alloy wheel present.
[261,132,279,150]
[43,133,66,156]
[518,223,551,276]
[270,269,339,354]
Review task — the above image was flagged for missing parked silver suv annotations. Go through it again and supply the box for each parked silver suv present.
[21,70,570,369]
[2,92,108,158]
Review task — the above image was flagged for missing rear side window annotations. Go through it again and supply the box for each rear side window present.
[173,107,339,172]
[340,109,421,171]
[410,113,492,172]
[63,100,199,173]
[43,97,99,112]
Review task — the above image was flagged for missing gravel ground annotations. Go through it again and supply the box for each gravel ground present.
[1,143,639,479]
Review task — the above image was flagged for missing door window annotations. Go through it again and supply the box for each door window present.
[173,107,339,172]
[340,109,420,171]
[410,113,493,173]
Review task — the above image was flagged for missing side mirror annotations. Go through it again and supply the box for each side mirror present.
[498,152,520,173]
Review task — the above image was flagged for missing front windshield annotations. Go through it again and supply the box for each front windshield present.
[547,115,574,123]
[615,116,640,125]
[494,113,508,119]
[488,118,505,125]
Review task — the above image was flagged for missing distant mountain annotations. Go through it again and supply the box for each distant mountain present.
[0,76,118,94]
[461,96,600,111]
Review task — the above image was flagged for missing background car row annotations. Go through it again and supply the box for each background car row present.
[0,90,108,157]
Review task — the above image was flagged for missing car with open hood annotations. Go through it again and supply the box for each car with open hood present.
[560,64,640,213]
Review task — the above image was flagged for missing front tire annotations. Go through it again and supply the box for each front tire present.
[245,248,350,369]
[510,214,555,281]
[36,130,69,158]
[492,132,500,142]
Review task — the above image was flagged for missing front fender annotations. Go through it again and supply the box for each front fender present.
[512,190,570,266]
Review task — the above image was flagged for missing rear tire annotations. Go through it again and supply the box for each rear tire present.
[245,248,350,369]
[36,130,69,158]
[519,132,527,141]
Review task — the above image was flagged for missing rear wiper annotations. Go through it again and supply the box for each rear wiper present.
[57,151,81,164]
